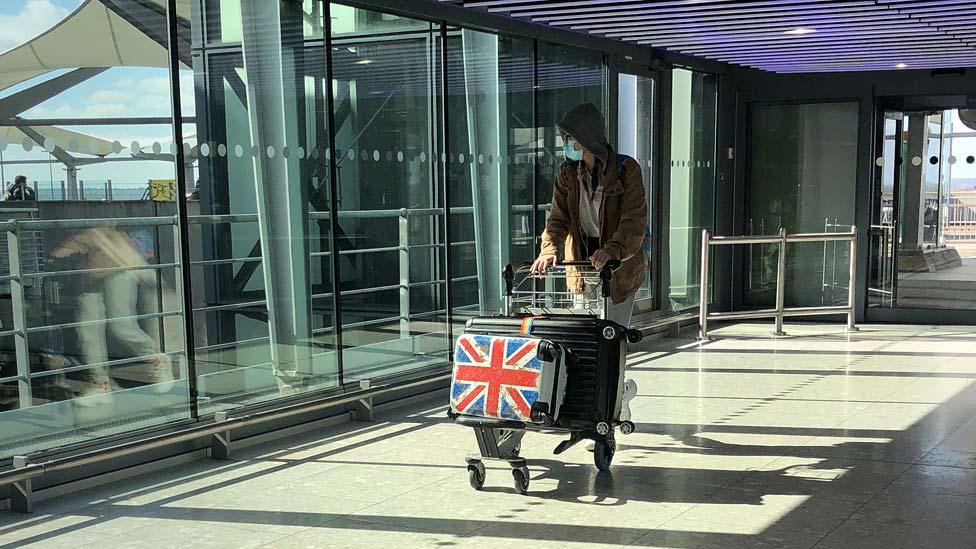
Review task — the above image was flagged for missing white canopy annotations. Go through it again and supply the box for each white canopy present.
[0,0,191,93]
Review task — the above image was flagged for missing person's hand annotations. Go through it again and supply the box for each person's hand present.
[590,249,611,270]
[531,254,557,275]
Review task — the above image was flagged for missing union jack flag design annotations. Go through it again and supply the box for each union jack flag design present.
[450,334,543,422]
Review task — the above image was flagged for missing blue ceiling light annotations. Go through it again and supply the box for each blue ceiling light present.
[445,0,976,73]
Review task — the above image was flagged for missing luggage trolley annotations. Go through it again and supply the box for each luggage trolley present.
[448,261,642,494]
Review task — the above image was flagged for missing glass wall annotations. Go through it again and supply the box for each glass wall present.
[617,73,656,305]
[0,0,190,454]
[0,0,710,459]
[668,69,717,311]
[746,102,859,308]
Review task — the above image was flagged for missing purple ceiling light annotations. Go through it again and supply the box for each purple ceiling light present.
[444,0,976,73]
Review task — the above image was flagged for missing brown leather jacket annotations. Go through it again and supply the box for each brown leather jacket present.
[539,151,647,304]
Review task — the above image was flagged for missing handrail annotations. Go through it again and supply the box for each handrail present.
[699,226,858,340]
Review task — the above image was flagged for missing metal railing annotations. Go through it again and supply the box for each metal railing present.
[698,226,858,340]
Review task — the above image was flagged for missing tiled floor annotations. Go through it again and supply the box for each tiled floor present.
[3,323,976,548]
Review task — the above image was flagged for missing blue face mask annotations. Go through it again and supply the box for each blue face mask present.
[563,141,583,162]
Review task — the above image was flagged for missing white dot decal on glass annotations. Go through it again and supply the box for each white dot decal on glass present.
[360,150,368,161]
[297,146,305,159]
[948,156,957,165]
[43,137,55,153]
[373,150,380,161]
[488,155,493,165]
[184,143,192,155]
[200,143,210,157]
[347,149,355,160]
[21,138,32,152]
[911,156,922,166]
[130,141,141,154]
[397,151,404,162]
[385,151,392,162]
[283,146,291,158]
[324,147,330,160]
[647,159,652,167]
[168,142,177,155]
[479,154,485,164]
[234,144,244,158]
[251,145,260,158]
[91,140,102,155]
[421,152,427,163]
[458,153,464,163]
[441,152,447,163]
[875,157,884,167]
[0,139,6,152]
[68,138,79,151]
[111,141,123,155]
[515,156,520,165]
[217,144,227,157]
[152,142,162,155]
[266,145,276,159]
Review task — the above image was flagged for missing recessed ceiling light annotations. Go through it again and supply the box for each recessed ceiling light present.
[895,62,908,69]
[784,27,816,35]
[356,59,373,65]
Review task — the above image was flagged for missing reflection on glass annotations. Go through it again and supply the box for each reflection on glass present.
[0,0,190,455]
[747,102,858,308]
[668,69,717,311]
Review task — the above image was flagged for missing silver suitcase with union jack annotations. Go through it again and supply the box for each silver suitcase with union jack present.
[449,333,568,425]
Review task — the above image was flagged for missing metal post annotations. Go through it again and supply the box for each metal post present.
[846,225,859,332]
[210,412,231,460]
[60,180,65,201]
[79,180,85,201]
[107,179,113,201]
[773,227,787,336]
[11,456,32,513]
[7,229,31,409]
[352,379,373,422]
[399,211,411,340]
[698,228,710,340]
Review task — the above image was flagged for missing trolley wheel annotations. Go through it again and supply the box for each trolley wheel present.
[620,421,636,435]
[467,462,486,490]
[512,466,530,494]
[594,441,615,471]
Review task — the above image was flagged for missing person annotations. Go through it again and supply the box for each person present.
[52,226,174,400]
[2,176,36,201]
[531,102,647,433]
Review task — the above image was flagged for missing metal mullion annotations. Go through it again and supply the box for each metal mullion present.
[167,0,198,419]
[440,22,454,347]
[323,0,345,386]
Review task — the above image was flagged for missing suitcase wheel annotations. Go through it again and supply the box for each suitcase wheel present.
[594,440,615,472]
[512,466,530,494]
[620,421,635,435]
[468,462,486,490]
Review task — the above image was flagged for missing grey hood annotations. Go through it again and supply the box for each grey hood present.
[557,102,610,167]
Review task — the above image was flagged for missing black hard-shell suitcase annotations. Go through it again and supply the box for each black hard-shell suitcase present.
[449,260,642,493]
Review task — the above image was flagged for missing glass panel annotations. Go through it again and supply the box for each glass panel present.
[617,73,655,305]
[746,102,859,308]
[0,0,190,456]
[447,29,536,330]
[183,0,338,412]
[329,6,449,380]
[667,69,717,311]
[871,109,976,310]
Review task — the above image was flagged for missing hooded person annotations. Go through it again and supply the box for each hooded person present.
[531,102,646,433]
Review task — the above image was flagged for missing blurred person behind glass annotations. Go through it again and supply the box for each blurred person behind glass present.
[2,175,36,201]
[51,225,174,400]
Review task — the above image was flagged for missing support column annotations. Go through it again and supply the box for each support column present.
[901,114,927,251]
[461,30,509,314]
[240,1,313,388]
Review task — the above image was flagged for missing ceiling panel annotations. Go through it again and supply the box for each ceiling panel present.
[442,0,976,73]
